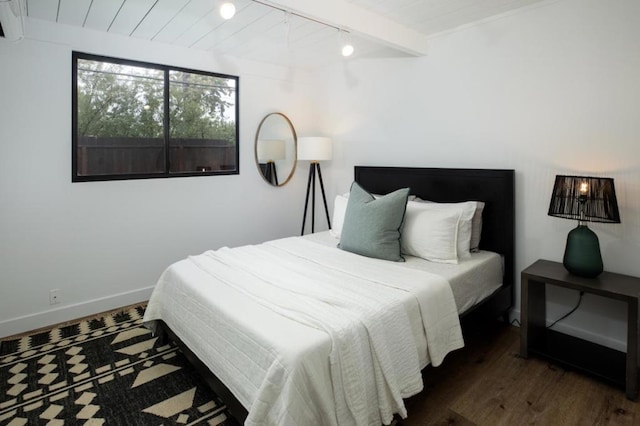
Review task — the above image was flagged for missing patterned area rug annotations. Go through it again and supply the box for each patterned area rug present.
[0,306,232,425]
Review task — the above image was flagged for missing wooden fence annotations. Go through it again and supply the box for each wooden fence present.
[77,136,236,175]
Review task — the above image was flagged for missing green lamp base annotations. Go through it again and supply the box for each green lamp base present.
[563,224,603,278]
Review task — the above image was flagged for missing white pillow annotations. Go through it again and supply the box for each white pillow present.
[401,204,461,263]
[470,201,485,252]
[330,194,349,238]
[406,200,478,258]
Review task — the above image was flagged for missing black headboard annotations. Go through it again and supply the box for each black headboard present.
[355,166,515,289]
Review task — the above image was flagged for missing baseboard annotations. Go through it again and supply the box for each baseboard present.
[509,308,626,352]
[0,286,154,339]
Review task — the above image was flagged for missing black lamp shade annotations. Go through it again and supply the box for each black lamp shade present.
[548,175,620,223]
[548,175,621,278]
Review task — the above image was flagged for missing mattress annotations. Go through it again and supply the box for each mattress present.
[304,231,504,315]
[143,234,502,426]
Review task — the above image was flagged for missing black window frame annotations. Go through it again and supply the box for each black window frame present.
[72,51,240,182]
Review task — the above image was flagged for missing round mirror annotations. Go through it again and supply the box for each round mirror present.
[255,113,297,186]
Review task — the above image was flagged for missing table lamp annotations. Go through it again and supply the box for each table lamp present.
[548,175,621,278]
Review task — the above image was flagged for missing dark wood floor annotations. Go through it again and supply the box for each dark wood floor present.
[401,322,638,425]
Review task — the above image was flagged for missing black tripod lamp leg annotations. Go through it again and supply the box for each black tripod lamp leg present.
[301,165,314,235]
[311,164,316,233]
[316,163,331,229]
[271,162,279,186]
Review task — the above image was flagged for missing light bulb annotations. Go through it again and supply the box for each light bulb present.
[580,182,588,194]
[341,43,354,57]
[338,29,354,57]
[220,2,236,20]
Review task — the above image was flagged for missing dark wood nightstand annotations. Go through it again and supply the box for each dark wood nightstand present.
[520,259,640,400]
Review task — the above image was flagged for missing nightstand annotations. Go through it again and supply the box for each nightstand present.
[520,259,640,400]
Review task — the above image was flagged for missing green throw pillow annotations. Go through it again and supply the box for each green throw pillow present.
[339,182,410,261]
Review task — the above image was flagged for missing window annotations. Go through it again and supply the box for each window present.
[72,52,239,182]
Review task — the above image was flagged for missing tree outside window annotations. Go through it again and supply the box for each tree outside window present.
[73,52,239,181]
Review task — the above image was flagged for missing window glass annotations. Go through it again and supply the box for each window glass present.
[169,71,237,173]
[73,52,239,181]
[76,59,164,176]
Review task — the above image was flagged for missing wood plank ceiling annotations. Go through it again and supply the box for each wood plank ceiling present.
[24,0,547,69]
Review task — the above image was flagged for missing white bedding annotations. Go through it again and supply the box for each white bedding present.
[305,232,504,315]
[143,234,497,425]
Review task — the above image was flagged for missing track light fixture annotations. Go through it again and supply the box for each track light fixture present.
[283,11,292,48]
[339,30,354,57]
[248,0,354,57]
[220,2,236,20]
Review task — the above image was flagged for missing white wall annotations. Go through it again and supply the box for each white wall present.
[0,20,318,337]
[315,0,640,350]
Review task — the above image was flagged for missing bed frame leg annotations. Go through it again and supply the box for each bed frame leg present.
[153,321,168,346]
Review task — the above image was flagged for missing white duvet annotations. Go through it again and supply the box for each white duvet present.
[144,237,463,425]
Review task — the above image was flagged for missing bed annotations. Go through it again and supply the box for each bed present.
[144,166,515,425]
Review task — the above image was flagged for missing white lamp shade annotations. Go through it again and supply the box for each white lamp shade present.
[257,139,286,162]
[298,137,332,161]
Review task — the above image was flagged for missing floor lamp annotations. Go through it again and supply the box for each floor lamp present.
[257,139,285,185]
[298,137,332,235]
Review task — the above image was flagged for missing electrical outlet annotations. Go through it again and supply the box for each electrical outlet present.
[50,289,61,305]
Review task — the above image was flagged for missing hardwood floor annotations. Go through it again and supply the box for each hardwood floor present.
[402,322,638,425]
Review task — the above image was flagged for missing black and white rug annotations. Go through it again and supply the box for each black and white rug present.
[0,305,232,425]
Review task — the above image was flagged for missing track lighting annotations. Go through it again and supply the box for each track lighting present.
[219,2,236,20]
[339,30,354,57]
[283,12,291,47]
[242,1,356,58]
[341,43,354,57]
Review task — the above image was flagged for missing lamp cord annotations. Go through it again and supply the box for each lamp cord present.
[547,291,585,329]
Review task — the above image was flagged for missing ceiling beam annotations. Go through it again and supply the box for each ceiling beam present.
[254,0,429,56]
